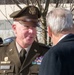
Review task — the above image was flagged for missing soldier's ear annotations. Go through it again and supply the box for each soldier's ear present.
[12,24,16,30]
[12,24,17,35]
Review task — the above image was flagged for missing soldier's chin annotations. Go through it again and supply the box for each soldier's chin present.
[26,37,34,41]
[26,40,34,44]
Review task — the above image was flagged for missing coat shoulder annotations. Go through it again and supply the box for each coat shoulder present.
[0,43,10,54]
[0,42,10,48]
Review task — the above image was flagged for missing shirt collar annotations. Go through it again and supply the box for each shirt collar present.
[58,34,69,42]
[16,42,31,55]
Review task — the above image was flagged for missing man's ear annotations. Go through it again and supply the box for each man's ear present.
[12,24,17,34]
[12,24,16,30]
[47,26,52,37]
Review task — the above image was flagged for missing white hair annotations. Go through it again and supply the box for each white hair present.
[46,8,74,34]
[13,21,19,25]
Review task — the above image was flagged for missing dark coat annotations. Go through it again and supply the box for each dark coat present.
[39,34,74,75]
[0,41,49,75]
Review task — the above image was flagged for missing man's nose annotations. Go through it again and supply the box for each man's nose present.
[28,29,34,33]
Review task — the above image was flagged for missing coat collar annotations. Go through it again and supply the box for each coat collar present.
[58,34,74,44]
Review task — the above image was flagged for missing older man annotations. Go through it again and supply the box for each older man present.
[39,8,74,75]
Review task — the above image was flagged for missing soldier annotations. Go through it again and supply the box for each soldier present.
[0,6,50,75]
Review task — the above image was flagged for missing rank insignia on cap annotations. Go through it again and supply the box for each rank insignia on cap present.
[1,57,10,64]
[29,6,36,15]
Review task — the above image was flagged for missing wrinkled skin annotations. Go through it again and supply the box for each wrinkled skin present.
[12,21,37,48]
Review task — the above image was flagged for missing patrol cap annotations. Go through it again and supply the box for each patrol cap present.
[10,6,41,24]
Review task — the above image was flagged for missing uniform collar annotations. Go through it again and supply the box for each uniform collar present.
[16,42,31,56]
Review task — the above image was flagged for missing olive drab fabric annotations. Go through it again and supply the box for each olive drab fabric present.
[0,41,50,75]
